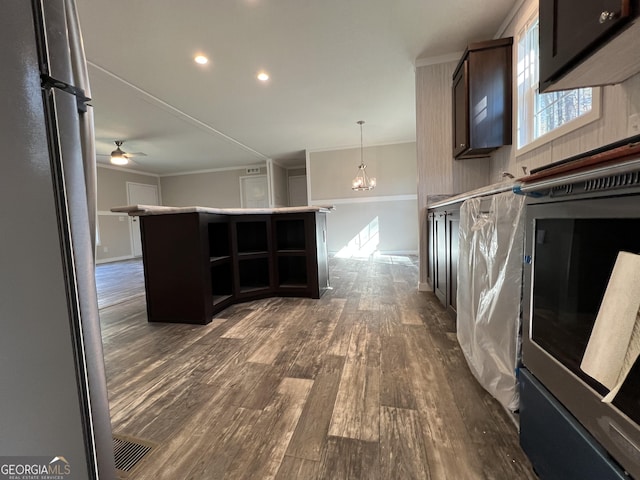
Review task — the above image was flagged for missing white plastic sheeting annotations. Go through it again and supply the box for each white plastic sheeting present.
[457,192,526,412]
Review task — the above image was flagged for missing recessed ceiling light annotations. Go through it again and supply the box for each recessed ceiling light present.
[257,71,269,81]
[194,55,209,65]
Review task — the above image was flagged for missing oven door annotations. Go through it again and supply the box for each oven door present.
[522,193,640,478]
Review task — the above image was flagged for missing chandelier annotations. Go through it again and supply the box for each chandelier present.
[351,121,376,191]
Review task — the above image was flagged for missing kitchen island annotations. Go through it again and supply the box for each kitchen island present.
[112,205,333,324]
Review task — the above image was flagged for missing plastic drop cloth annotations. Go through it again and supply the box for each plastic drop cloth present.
[457,191,526,412]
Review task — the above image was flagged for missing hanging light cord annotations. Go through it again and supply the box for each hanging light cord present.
[359,120,364,167]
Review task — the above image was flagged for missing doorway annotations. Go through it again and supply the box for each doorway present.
[288,175,307,206]
[240,175,269,208]
[126,182,159,257]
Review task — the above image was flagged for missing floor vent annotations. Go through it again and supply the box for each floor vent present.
[113,434,155,477]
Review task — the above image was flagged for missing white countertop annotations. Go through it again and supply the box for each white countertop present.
[428,180,518,209]
[111,204,335,216]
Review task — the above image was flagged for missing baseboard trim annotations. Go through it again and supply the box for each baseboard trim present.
[418,282,432,292]
[96,255,135,265]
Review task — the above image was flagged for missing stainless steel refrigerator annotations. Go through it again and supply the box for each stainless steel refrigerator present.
[1,1,115,478]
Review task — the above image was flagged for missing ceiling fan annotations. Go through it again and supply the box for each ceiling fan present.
[98,140,147,166]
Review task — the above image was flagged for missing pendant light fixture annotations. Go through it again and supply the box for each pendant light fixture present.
[351,120,376,191]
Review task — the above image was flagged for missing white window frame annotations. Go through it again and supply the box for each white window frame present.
[515,7,601,157]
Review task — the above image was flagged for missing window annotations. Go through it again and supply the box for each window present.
[516,14,600,153]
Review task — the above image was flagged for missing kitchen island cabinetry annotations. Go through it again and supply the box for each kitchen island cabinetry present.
[129,207,330,324]
[273,213,328,298]
[232,216,272,297]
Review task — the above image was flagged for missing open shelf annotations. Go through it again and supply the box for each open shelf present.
[208,222,230,257]
[210,255,230,264]
[211,261,233,304]
[236,221,268,253]
[238,257,270,291]
[277,256,308,287]
[213,294,233,305]
[237,251,268,259]
[275,219,306,251]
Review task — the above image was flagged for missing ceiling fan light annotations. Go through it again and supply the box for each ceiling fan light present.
[110,146,129,165]
[110,155,129,166]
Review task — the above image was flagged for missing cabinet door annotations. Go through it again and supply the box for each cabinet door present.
[452,38,513,159]
[446,210,460,318]
[452,61,469,158]
[467,45,512,152]
[540,0,633,88]
[434,211,447,305]
[426,212,435,290]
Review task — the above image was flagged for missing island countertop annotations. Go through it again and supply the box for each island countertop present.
[111,204,335,216]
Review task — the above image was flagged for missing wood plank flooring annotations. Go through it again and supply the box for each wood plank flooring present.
[96,255,537,479]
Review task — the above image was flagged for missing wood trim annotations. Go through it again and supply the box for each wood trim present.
[520,140,640,183]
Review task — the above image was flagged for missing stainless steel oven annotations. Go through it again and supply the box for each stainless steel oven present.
[522,170,640,478]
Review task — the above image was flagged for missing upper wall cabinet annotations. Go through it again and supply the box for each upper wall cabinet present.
[452,37,513,159]
[540,0,640,92]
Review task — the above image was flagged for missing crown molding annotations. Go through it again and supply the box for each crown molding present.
[415,52,462,68]
[159,163,267,177]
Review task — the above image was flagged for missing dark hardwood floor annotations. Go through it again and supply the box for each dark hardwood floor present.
[96,255,537,479]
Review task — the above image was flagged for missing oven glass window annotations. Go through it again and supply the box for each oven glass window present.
[531,218,640,423]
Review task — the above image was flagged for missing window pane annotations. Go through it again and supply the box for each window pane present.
[517,17,593,149]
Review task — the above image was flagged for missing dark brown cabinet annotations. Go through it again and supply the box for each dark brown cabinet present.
[446,209,459,318]
[140,211,329,324]
[208,216,234,308]
[426,212,435,290]
[452,63,469,158]
[540,0,640,92]
[232,216,273,297]
[452,37,513,159]
[428,205,460,319]
[274,213,328,298]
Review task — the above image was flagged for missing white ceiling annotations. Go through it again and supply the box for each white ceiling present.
[76,0,517,175]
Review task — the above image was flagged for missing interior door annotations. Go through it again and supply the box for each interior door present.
[240,175,269,208]
[127,182,159,256]
[288,175,308,206]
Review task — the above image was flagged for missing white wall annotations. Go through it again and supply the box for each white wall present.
[308,142,418,255]
[415,60,492,286]
[269,161,288,207]
[160,166,266,207]
[96,165,160,263]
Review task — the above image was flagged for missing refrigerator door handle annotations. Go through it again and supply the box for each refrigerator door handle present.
[41,73,90,112]
[64,0,98,253]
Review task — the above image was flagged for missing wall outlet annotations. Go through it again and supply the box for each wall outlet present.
[119,216,125,222]
[246,167,261,174]
[103,246,109,253]
[629,113,640,137]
